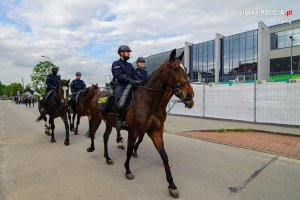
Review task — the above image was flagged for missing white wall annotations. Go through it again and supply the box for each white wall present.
[169,82,300,126]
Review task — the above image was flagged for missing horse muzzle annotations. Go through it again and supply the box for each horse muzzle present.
[180,92,194,109]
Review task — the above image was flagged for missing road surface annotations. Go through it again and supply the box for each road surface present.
[0,100,299,200]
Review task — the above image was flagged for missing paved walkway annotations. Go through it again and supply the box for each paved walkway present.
[178,130,300,159]
[165,115,300,136]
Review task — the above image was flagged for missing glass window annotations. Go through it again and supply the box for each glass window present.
[240,49,246,60]
[239,32,246,38]
[293,33,300,46]
[224,41,229,52]
[284,35,292,47]
[240,37,246,50]
[246,36,253,49]
[277,31,284,37]
[246,30,254,37]
[232,51,239,61]
[253,48,257,60]
[278,36,284,48]
[253,35,258,48]
[246,48,253,60]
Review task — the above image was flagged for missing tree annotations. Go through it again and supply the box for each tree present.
[0,81,6,96]
[30,61,54,93]
[4,82,23,97]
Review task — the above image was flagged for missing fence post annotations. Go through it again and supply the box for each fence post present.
[254,74,257,123]
[203,78,205,118]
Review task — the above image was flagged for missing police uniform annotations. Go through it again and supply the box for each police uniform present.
[45,74,61,93]
[112,58,137,102]
[135,68,148,82]
[71,79,86,94]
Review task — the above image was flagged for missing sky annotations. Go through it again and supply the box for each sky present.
[0,0,299,85]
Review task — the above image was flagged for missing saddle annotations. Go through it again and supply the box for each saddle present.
[97,90,133,114]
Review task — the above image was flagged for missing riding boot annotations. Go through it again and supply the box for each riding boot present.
[115,112,122,130]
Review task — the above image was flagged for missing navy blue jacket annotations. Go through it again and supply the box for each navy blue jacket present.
[135,68,148,82]
[45,74,61,92]
[111,58,137,85]
[71,79,86,94]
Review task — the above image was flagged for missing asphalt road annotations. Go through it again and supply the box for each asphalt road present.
[0,100,299,200]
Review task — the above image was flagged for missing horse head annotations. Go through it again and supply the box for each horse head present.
[162,49,194,108]
[58,79,70,106]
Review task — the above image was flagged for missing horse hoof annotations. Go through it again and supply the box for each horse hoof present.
[117,145,125,150]
[70,127,74,131]
[106,159,114,165]
[51,138,56,143]
[169,189,179,198]
[125,173,134,180]
[64,140,70,146]
[74,131,78,135]
[133,152,138,158]
[87,147,95,152]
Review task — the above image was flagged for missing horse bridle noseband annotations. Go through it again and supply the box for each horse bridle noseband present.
[167,64,191,96]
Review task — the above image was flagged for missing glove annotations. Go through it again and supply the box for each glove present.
[130,79,141,87]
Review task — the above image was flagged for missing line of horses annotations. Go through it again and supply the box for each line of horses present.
[36,49,194,198]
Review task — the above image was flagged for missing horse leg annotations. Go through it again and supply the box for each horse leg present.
[116,129,125,150]
[133,133,145,158]
[50,118,56,143]
[62,114,70,146]
[87,117,101,152]
[74,115,80,135]
[124,133,138,180]
[68,111,74,131]
[44,116,50,135]
[103,125,114,165]
[149,130,179,198]
[70,112,75,131]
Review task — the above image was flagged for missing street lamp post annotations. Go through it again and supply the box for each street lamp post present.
[289,36,294,78]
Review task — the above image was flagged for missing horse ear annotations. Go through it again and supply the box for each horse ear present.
[178,51,184,61]
[95,83,98,87]
[169,49,176,62]
[67,79,70,84]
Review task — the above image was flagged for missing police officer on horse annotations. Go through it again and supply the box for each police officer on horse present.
[70,72,86,110]
[41,66,61,113]
[111,45,141,129]
[135,57,148,82]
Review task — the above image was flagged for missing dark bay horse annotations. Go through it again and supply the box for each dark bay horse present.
[36,79,71,145]
[69,84,99,135]
[88,49,194,198]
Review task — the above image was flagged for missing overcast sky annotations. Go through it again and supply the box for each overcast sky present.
[0,0,299,85]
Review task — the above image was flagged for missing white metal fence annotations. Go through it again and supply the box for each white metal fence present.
[168,82,300,126]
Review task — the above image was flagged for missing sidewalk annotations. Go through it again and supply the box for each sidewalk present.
[164,115,300,159]
[164,115,300,136]
[177,130,300,160]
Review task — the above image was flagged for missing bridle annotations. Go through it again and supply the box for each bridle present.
[137,62,191,97]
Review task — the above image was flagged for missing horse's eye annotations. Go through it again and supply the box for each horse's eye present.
[175,67,181,72]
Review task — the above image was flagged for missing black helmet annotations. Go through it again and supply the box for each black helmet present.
[76,72,81,76]
[118,45,131,54]
[51,66,59,72]
[136,57,145,62]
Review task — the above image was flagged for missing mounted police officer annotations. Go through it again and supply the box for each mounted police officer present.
[135,57,148,82]
[111,45,140,129]
[70,72,86,109]
[41,66,61,113]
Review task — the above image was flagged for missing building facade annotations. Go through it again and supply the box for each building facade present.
[143,19,300,83]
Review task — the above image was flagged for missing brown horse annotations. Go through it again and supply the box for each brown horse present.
[69,84,126,149]
[36,79,71,145]
[88,49,194,198]
[69,84,99,135]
